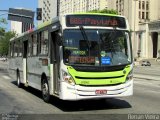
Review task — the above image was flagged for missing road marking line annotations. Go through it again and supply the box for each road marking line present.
[2,75,11,80]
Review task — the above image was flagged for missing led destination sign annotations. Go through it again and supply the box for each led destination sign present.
[66,15,126,28]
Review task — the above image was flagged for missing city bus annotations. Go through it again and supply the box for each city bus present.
[8,13,133,102]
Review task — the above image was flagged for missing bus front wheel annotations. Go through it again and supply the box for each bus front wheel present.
[42,78,50,103]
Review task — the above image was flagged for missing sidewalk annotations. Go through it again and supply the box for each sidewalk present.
[134,74,160,81]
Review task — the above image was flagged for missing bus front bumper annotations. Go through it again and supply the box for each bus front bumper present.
[60,80,133,100]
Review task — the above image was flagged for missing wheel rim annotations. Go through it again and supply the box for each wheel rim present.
[42,82,49,98]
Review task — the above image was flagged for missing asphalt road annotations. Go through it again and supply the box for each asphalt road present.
[0,61,160,120]
[134,65,160,76]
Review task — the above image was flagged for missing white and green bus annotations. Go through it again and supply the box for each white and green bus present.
[8,13,133,102]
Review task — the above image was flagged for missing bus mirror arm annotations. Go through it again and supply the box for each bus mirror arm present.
[53,59,56,63]
[56,39,63,46]
[56,32,63,46]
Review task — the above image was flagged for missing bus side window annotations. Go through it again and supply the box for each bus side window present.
[32,34,38,56]
[14,41,18,57]
[43,30,49,55]
[28,36,32,57]
[39,30,49,55]
[19,40,23,57]
[38,32,42,55]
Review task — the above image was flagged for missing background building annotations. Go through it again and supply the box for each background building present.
[10,8,34,35]
[108,0,160,59]
[11,21,22,34]
[59,0,108,15]
[38,0,58,24]
[11,21,34,34]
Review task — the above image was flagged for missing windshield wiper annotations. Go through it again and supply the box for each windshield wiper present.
[79,26,91,55]
[98,29,117,65]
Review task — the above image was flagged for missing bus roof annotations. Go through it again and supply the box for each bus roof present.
[10,18,59,42]
[67,12,126,18]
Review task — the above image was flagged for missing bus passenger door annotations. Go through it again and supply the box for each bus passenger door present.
[51,32,60,94]
[23,40,28,85]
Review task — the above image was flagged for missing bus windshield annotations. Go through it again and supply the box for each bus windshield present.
[63,29,132,66]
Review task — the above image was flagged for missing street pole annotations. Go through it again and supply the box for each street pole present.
[134,0,138,58]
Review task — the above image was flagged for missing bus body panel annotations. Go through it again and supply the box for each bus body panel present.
[8,57,23,82]
[23,58,27,84]
[26,57,50,90]
[49,64,54,95]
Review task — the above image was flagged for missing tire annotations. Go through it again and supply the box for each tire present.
[42,78,50,103]
[17,72,22,88]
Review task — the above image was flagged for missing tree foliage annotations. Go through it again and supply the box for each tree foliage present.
[88,8,118,15]
[0,18,7,36]
[0,31,16,56]
[0,18,16,56]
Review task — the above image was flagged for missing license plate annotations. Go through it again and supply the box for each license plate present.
[95,90,107,95]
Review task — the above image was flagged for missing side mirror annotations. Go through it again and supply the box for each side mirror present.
[56,32,63,46]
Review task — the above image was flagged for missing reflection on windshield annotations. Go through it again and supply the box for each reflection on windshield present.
[63,29,131,66]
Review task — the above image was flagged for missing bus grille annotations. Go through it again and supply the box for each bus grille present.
[75,75,124,79]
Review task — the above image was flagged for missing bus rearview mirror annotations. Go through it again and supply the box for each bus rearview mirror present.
[56,32,63,46]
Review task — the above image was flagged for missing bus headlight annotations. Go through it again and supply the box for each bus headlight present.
[126,70,133,81]
[62,71,75,85]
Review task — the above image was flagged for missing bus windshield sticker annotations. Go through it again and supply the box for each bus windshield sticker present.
[65,47,78,50]
[95,57,99,66]
[101,57,111,65]
[69,56,95,64]
[100,51,106,57]
[72,50,86,56]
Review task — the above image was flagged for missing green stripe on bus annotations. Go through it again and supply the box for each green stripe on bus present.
[67,65,131,85]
